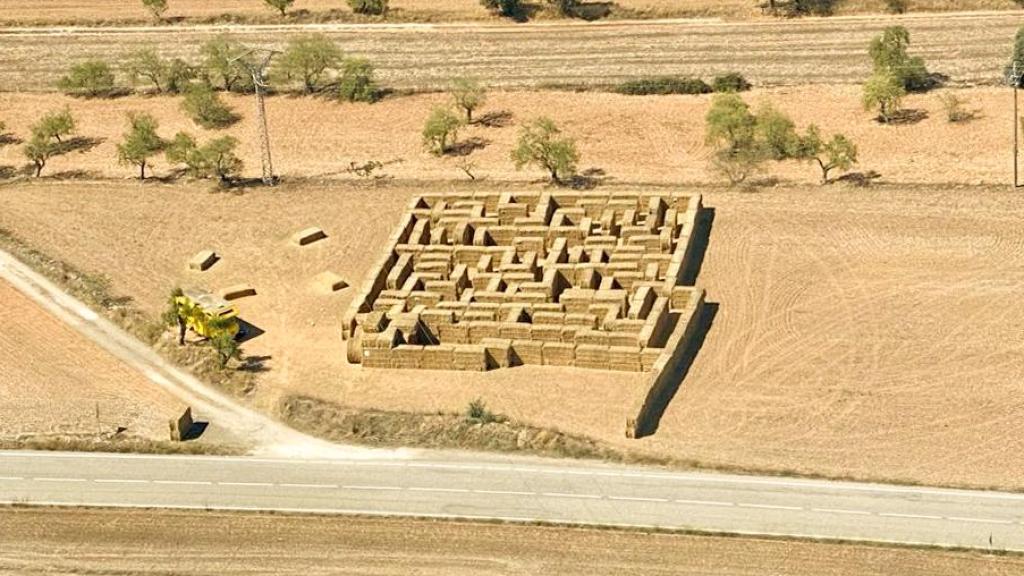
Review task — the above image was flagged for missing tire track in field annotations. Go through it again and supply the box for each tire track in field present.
[0,12,1022,92]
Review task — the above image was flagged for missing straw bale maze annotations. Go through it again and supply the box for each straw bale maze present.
[342,191,707,437]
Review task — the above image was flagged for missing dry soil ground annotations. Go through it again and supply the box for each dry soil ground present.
[0,0,1020,25]
[1,11,1021,91]
[3,180,1024,490]
[0,86,1014,186]
[2,507,1023,575]
[0,278,183,440]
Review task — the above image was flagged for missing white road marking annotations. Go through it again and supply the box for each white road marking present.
[94,479,148,484]
[542,492,602,500]
[34,477,86,483]
[674,499,735,507]
[218,482,273,487]
[811,508,872,516]
[408,487,471,494]
[946,516,1014,525]
[879,513,944,521]
[153,480,212,486]
[343,485,403,491]
[279,483,338,489]
[471,489,536,496]
[738,503,804,511]
[608,496,670,503]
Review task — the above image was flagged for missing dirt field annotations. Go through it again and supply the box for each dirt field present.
[1,507,1022,575]
[0,86,1013,187]
[3,180,1024,489]
[1,12,1021,92]
[0,278,183,440]
[0,0,1019,25]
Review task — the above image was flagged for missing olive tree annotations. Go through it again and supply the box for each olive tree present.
[705,94,767,184]
[36,108,76,144]
[162,287,191,346]
[1007,26,1024,87]
[451,77,486,123]
[510,117,580,185]
[166,133,244,184]
[338,58,378,102]
[868,26,931,91]
[422,106,463,155]
[124,47,168,93]
[23,133,59,177]
[348,0,389,15]
[200,35,254,93]
[116,112,166,180]
[182,83,239,128]
[480,0,522,18]
[862,72,905,123]
[263,0,294,16]
[58,60,116,98]
[274,34,343,94]
[796,125,858,184]
[141,0,168,21]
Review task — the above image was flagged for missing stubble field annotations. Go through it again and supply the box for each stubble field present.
[0,0,1020,25]
[2,507,1023,575]
[0,279,183,440]
[0,86,1013,187]
[3,179,1024,490]
[0,12,1022,92]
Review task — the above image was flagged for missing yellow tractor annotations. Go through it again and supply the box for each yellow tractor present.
[175,289,241,340]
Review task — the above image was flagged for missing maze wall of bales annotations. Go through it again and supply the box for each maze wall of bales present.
[342,191,706,416]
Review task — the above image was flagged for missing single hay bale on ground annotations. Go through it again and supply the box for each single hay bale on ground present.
[220,284,257,301]
[314,271,349,293]
[188,250,218,272]
[292,227,328,246]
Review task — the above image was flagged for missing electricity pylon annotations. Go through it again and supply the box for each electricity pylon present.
[231,49,280,186]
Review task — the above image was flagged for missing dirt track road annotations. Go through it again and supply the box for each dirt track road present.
[1,11,1021,92]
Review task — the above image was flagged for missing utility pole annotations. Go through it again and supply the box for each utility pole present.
[1014,62,1022,189]
[232,49,280,186]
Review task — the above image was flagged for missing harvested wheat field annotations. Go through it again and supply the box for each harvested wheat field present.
[3,180,1024,489]
[0,0,1019,25]
[2,12,1022,92]
[0,86,1014,186]
[0,278,183,440]
[2,507,1023,575]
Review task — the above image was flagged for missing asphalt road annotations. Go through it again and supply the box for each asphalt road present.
[2,450,1023,552]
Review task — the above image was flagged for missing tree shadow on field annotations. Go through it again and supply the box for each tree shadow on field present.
[47,169,104,180]
[834,170,882,188]
[448,137,490,157]
[571,1,614,20]
[239,355,272,374]
[0,133,22,146]
[567,167,612,190]
[58,136,105,155]
[879,109,928,126]
[475,110,514,128]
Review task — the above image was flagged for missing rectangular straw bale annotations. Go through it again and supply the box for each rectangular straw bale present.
[392,345,424,369]
[499,322,532,341]
[453,345,488,371]
[530,325,563,342]
[575,329,610,347]
[480,338,513,368]
[574,344,610,370]
[542,342,576,366]
[467,321,500,343]
[512,340,544,365]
